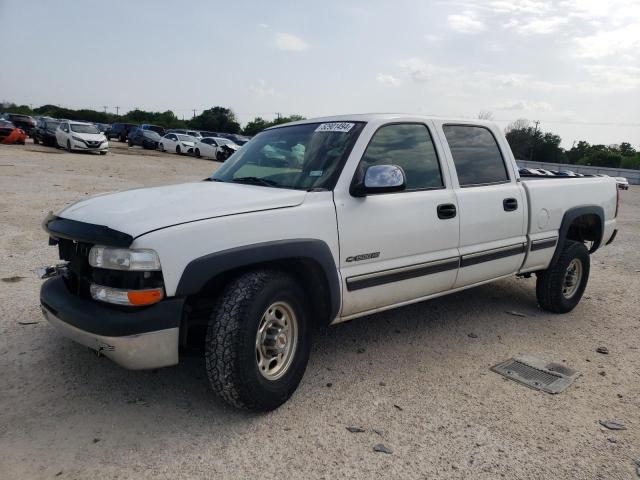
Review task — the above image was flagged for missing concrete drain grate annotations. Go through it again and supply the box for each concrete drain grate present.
[491,355,580,394]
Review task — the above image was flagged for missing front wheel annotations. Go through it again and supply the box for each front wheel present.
[536,240,590,313]
[205,270,311,411]
[176,145,181,154]
[158,143,164,152]
[194,148,201,158]
[66,140,72,152]
[33,136,39,145]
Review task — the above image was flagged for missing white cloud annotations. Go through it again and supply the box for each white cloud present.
[489,0,554,15]
[581,65,640,91]
[259,23,269,29]
[497,100,553,111]
[574,22,640,58]
[376,73,401,87]
[249,78,276,96]
[274,32,309,51]
[447,11,486,33]
[507,16,568,34]
[398,57,433,82]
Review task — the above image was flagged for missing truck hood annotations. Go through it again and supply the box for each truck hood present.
[58,181,307,238]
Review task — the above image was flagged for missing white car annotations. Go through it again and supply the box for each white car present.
[55,121,108,154]
[615,177,629,190]
[39,113,619,411]
[158,133,196,155]
[194,136,240,160]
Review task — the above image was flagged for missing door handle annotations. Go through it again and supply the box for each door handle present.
[437,203,457,219]
[503,198,518,211]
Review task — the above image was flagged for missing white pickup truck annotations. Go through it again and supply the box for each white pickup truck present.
[39,114,619,411]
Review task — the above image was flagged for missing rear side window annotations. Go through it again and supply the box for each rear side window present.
[357,123,443,190]
[443,125,509,186]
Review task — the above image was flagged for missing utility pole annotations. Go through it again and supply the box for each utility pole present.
[529,120,540,161]
[192,109,197,118]
[115,106,120,117]
[102,106,108,113]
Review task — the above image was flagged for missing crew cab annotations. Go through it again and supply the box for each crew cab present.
[38,114,619,411]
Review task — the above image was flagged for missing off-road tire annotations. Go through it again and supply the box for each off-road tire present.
[536,240,590,313]
[205,270,311,411]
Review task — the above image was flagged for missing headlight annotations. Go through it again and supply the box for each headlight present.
[72,136,85,142]
[88,246,161,271]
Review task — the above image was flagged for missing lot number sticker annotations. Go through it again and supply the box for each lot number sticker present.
[315,122,355,133]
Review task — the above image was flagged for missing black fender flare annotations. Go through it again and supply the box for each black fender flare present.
[551,205,604,266]
[175,239,341,321]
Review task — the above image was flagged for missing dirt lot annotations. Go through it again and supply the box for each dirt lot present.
[1,141,639,479]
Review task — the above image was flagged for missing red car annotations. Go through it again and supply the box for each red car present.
[0,120,27,144]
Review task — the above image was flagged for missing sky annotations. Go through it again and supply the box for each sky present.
[1,0,638,148]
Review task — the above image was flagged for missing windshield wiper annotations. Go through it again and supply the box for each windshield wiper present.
[232,176,279,187]
[204,177,225,182]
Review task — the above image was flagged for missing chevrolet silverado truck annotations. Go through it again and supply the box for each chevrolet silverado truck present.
[39,114,619,411]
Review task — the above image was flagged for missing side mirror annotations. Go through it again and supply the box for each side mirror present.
[351,164,406,197]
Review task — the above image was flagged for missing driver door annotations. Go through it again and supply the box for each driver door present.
[335,122,460,318]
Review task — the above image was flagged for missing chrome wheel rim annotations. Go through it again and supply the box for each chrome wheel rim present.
[255,301,298,381]
[562,258,582,299]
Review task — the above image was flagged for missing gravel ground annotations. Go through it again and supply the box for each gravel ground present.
[1,142,639,479]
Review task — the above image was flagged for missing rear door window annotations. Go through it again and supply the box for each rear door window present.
[443,125,509,187]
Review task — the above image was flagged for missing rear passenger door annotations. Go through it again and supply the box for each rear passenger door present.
[438,123,526,287]
[336,122,460,318]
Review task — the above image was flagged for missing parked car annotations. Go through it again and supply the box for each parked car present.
[0,113,36,135]
[194,136,240,161]
[158,133,196,154]
[167,128,202,139]
[139,124,165,136]
[615,177,629,190]
[38,114,619,411]
[94,123,112,137]
[128,128,161,149]
[109,123,136,142]
[33,118,61,146]
[55,121,108,154]
[0,120,27,144]
[197,130,221,138]
[217,132,250,145]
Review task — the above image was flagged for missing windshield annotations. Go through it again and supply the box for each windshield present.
[145,125,164,134]
[177,134,196,142]
[70,124,100,134]
[45,121,60,129]
[211,121,365,190]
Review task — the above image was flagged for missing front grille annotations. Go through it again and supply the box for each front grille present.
[85,140,101,148]
[58,238,94,297]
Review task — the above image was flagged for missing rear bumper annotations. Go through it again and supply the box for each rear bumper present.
[40,276,183,369]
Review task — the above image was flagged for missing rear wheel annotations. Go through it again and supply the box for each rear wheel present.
[536,240,590,313]
[158,143,164,152]
[205,270,311,411]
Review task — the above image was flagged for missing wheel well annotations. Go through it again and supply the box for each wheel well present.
[180,258,333,350]
[566,214,602,246]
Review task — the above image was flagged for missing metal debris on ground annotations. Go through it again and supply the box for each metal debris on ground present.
[393,404,403,411]
[346,426,365,433]
[596,346,609,354]
[599,420,626,430]
[491,355,580,394]
[373,444,393,454]
[505,310,527,317]
[17,321,39,325]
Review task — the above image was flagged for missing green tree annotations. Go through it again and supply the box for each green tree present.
[620,153,640,170]
[243,117,271,136]
[188,107,240,133]
[578,150,622,168]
